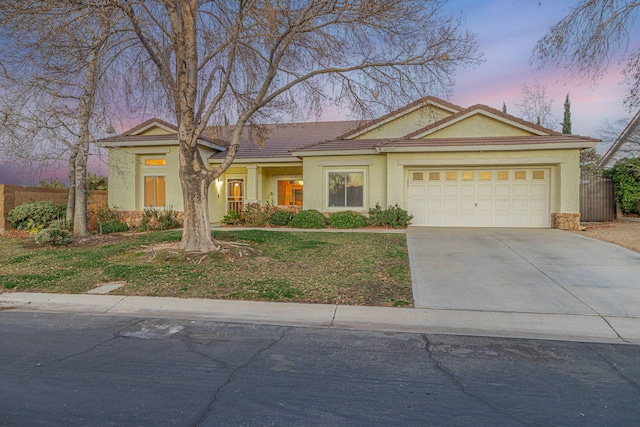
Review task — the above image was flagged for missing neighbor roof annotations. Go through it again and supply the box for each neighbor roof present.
[597,109,640,168]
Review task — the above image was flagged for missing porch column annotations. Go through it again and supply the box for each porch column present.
[246,165,260,204]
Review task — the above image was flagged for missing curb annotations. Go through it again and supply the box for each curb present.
[2,292,639,345]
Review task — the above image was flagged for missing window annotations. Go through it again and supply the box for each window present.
[144,158,166,167]
[277,179,303,206]
[514,171,527,180]
[497,171,509,180]
[328,171,364,207]
[428,172,441,181]
[144,176,166,207]
[462,171,474,181]
[479,171,492,181]
[412,172,424,181]
[446,171,457,181]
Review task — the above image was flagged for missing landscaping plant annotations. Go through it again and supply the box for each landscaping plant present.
[606,157,640,214]
[368,203,413,228]
[289,209,327,229]
[8,201,67,232]
[329,211,368,229]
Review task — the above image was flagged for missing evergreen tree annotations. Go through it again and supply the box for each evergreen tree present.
[562,93,572,134]
[502,102,507,113]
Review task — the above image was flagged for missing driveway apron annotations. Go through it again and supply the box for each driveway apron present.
[407,227,640,317]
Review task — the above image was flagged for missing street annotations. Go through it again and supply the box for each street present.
[1,311,639,426]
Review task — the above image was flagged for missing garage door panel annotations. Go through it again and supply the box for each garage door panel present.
[408,168,550,228]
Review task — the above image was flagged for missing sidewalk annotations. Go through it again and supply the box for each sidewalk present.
[2,292,639,345]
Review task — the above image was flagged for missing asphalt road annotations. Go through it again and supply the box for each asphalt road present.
[1,311,639,426]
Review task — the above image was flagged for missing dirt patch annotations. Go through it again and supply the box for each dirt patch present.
[574,220,640,253]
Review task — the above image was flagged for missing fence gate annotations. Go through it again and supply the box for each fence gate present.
[580,171,616,222]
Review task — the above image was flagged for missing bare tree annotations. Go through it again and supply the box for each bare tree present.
[93,0,480,252]
[0,2,125,237]
[533,0,640,109]
[516,80,556,129]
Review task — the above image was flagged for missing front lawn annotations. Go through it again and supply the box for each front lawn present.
[0,230,413,307]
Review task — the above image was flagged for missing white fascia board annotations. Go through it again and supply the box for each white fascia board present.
[397,157,569,166]
[376,141,596,153]
[290,149,379,157]
[207,157,301,165]
[96,139,179,148]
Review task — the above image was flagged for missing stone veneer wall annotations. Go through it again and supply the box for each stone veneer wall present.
[551,213,583,230]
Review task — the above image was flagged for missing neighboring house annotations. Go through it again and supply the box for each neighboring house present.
[598,110,640,169]
[99,96,598,229]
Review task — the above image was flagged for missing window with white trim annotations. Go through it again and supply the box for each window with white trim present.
[144,176,166,207]
[328,171,364,208]
[276,179,303,206]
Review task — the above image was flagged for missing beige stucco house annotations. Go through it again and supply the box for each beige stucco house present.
[99,96,598,229]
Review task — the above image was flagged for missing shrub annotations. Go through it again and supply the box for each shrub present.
[8,201,67,232]
[34,227,72,246]
[368,203,413,229]
[329,211,368,229]
[221,210,242,225]
[607,157,640,214]
[269,209,293,227]
[99,219,129,234]
[289,209,327,229]
[138,206,181,231]
[241,203,271,227]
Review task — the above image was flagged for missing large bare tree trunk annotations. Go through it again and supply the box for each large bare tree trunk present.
[178,145,217,252]
[73,133,90,238]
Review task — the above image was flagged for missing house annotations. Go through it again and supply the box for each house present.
[99,96,598,229]
[597,109,640,169]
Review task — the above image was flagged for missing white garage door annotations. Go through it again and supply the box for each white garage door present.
[408,168,550,227]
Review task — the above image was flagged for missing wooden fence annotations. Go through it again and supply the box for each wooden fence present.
[0,185,108,233]
[579,171,616,222]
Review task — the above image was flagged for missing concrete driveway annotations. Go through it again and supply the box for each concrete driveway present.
[407,227,640,318]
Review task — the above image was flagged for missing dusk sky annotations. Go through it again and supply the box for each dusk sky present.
[0,1,636,185]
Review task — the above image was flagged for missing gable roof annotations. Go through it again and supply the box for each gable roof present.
[97,118,228,151]
[208,120,362,162]
[337,96,463,140]
[405,104,563,139]
[598,109,640,168]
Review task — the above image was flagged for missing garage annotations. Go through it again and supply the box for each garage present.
[408,168,550,227]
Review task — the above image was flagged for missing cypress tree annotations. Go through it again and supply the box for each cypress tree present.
[562,93,572,134]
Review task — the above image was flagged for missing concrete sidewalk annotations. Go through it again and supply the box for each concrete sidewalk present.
[2,292,639,344]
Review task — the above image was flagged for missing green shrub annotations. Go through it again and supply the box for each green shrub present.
[99,219,129,234]
[34,227,72,246]
[269,209,293,227]
[221,210,242,225]
[368,203,413,229]
[329,211,368,229]
[289,209,327,229]
[138,206,182,231]
[607,158,640,214]
[8,201,67,232]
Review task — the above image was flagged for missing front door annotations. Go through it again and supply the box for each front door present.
[227,178,245,213]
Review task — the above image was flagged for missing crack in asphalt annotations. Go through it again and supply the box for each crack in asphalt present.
[585,343,640,393]
[179,324,229,369]
[191,326,292,427]
[23,318,144,372]
[421,335,537,427]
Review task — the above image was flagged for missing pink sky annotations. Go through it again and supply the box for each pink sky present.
[1,1,635,185]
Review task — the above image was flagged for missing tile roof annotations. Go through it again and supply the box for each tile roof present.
[98,118,228,148]
[597,109,640,168]
[208,121,362,160]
